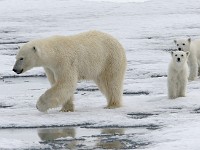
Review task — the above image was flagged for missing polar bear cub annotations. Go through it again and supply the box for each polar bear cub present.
[174,38,200,80]
[168,51,190,99]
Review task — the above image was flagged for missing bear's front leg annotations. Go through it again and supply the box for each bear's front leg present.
[178,88,186,97]
[36,94,59,112]
[36,92,60,112]
[36,75,77,112]
[168,80,177,99]
[178,77,187,97]
[168,91,177,99]
[60,96,74,112]
[36,93,54,112]
[44,68,56,86]
[36,85,70,112]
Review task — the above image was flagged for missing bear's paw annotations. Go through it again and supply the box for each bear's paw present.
[36,99,49,112]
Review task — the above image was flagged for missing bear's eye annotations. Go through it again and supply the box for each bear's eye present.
[175,54,177,56]
[181,54,184,57]
[20,58,24,60]
[177,44,179,46]
[183,43,185,46]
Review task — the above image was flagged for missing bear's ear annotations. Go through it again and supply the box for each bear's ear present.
[18,43,24,49]
[186,51,190,57]
[33,46,37,53]
[171,51,174,57]
[174,40,177,44]
[188,38,191,43]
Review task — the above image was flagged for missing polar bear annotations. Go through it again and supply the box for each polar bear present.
[168,51,190,99]
[13,31,127,112]
[174,38,200,80]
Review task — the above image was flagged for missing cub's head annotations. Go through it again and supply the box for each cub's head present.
[171,51,190,65]
[174,38,191,52]
[13,42,40,74]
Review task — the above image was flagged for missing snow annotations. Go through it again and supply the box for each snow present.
[1,0,200,149]
[84,0,150,3]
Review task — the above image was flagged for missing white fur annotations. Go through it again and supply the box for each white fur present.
[174,38,200,80]
[168,51,189,99]
[13,31,127,112]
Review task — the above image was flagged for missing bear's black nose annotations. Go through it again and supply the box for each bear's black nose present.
[178,48,181,51]
[13,68,17,72]
[177,58,180,62]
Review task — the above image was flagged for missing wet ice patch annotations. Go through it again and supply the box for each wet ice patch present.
[0,103,13,108]
[76,87,99,92]
[0,127,151,149]
[83,124,161,130]
[151,74,167,78]
[127,112,158,119]
[192,107,200,113]
[123,91,150,95]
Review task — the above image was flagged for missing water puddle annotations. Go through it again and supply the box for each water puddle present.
[0,127,151,149]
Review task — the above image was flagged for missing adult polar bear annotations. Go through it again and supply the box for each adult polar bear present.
[13,31,127,112]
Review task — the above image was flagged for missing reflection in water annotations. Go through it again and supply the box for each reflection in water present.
[37,127,147,149]
[38,128,76,149]
[38,127,75,141]
[101,128,124,135]
[97,128,125,149]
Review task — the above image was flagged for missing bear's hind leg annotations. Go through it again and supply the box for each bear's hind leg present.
[99,71,124,109]
[94,77,106,96]
[95,77,121,108]
[105,85,123,109]
[60,96,74,112]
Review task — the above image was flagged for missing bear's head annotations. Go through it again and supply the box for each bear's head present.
[174,38,191,52]
[13,42,40,74]
[171,51,190,66]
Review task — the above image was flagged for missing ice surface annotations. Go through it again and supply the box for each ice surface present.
[1,0,200,149]
[84,0,151,3]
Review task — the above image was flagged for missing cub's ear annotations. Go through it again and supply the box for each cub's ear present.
[33,46,37,52]
[188,38,191,43]
[174,40,177,44]
[171,51,174,57]
[18,43,24,49]
[186,51,190,57]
